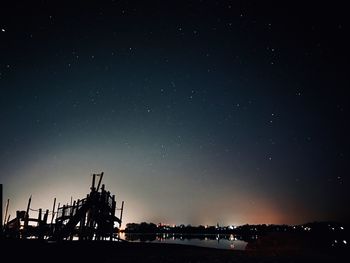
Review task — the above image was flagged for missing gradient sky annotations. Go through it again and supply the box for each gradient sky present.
[0,1,348,226]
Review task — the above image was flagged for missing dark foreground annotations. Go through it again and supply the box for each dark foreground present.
[1,238,347,263]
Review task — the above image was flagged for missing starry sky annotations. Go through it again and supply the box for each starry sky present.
[0,1,348,226]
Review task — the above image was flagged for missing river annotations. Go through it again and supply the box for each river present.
[119,233,248,250]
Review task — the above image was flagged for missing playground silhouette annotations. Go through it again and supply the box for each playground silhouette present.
[2,173,124,241]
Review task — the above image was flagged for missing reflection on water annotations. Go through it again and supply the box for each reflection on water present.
[120,233,248,250]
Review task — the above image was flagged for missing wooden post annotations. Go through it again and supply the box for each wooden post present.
[62,205,66,219]
[50,198,56,225]
[24,195,32,230]
[56,202,60,220]
[38,208,42,223]
[4,199,9,227]
[96,172,104,192]
[91,174,96,192]
[43,209,49,224]
[107,191,111,203]
[111,195,116,216]
[70,201,76,217]
[69,201,76,241]
[79,200,86,241]
[42,209,49,239]
[119,201,124,228]
[110,195,116,241]
[26,195,32,216]
[36,208,42,239]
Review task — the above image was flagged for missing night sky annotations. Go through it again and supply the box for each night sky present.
[1,1,348,226]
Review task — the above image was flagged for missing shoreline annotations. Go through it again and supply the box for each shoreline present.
[1,238,347,263]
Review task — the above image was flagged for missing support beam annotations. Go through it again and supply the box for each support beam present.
[37,208,42,240]
[50,198,56,225]
[38,208,42,223]
[4,199,9,227]
[96,172,104,192]
[91,174,96,192]
[119,201,124,228]
[43,209,49,224]
[24,195,32,230]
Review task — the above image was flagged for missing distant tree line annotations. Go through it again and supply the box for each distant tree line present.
[124,221,348,237]
[123,221,348,249]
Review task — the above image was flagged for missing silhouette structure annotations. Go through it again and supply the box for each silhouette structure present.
[2,173,124,241]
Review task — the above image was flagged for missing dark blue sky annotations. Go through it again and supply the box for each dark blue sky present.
[0,1,348,225]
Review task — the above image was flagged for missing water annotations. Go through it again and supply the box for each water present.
[119,233,248,250]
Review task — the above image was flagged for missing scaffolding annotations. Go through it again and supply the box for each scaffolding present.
[2,173,124,241]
